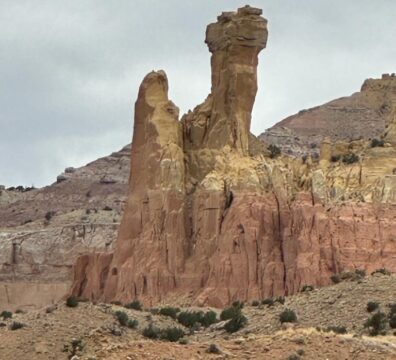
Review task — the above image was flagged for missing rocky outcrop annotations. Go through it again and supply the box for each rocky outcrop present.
[71,6,396,307]
[260,73,396,157]
[0,146,130,310]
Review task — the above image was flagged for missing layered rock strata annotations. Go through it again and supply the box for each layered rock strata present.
[260,73,396,157]
[71,6,396,307]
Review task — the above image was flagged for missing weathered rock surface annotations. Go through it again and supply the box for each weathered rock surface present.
[71,6,396,307]
[260,73,396,157]
[0,146,130,310]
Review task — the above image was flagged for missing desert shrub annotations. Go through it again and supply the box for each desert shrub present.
[301,285,314,292]
[207,343,221,354]
[103,206,113,211]
[114,311,129,326]
[201,310,217,327]
[142,324,160,339]
[15,309,24,314]
[149,308,159,315]
[275,296,285,305]
[160,327,184,342]
[224,314,247,333]
[66,296,78,308]
[279,309,297,324]
[159,306,180,319]
[355,269,366,278]
[367,301,379,313]
[251,300,260,307]
[125,300,143,311]
[177,311,204,328]
[371,268,391,276]
[325,325,347,334]
[389,315,396,329]
[45,211,55,221]
[178,338,188,345]
[268,144,281,159]
[364,311,387,336]
[220,306,241,321]
[111,301,122,306]
[287,354,301,360]
[0,311,12,320]
[176,310,216,328]
[232,300,244,309]
[342,153,359,164]
[262,298,275,306]
[388,304,396,329]
[68,338,85,356]
[371,138,384,148]
[330,274,341,284]
[9,321,24,330]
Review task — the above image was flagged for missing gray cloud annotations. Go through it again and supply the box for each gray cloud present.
[1,0,395,187]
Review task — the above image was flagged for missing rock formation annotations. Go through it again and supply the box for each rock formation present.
[260,73,396,157]
[69,6,396,307]
[0,146,130,310]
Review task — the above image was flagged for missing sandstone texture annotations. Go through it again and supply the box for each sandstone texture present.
[70,6,396,307]
[260,73,396,157]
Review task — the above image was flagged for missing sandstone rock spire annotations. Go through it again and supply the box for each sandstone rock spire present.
[183,5,268,155]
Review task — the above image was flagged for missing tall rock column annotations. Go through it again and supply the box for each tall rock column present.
[184,6,268,156]
[72,71,188,303]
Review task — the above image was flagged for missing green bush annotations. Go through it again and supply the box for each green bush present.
[142,324,161,339]
[177,311,204,328]
[9,321,25,330]
[367,302,379,313]
[388,304,396,329]
[371,268,391,276]
[224,314,247,333]
[127,318,138,329]
[45,211,55,221]
[232,300,244,309]
[177,310,217,328]
[330,154,341,162]
[301,285,314,292]
[114,311,129,326]
[178,338,188,345]
[279,309,297,323]
[159,307,180,319]
[220,306,241,321]
[325,325,347,334]
[0,311,12,320]
[364,311,387,336]
[125,300,143,311]
[355,269,366,278]
[262,298,275,307]
[66,296,78,308]
[201,310,217,327]
[371,138,384,148]
[160,327,184,342]
[342,153,359,164]
[268,144,281,159]
[251,300,260,307]
[207,343,221,354]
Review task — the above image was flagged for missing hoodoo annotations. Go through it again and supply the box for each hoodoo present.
[71,6,396,307]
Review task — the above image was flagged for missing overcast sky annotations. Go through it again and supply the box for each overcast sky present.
[1,0,395,187]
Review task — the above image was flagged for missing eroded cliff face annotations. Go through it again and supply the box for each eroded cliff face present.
[71,6,396,307]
